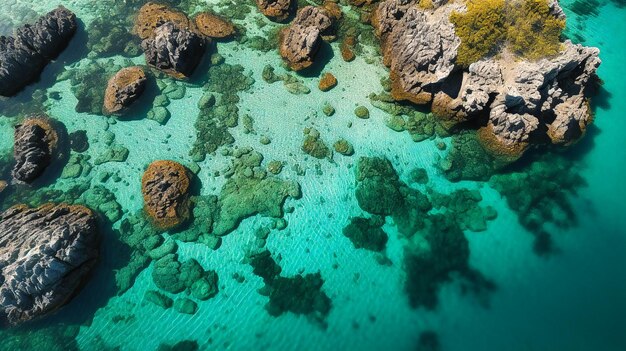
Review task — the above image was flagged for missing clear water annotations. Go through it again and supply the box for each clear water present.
[0,0,625,350]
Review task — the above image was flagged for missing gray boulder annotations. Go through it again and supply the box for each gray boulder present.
[0,204,99,326]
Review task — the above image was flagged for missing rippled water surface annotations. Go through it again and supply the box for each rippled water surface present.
[0,0,625,350]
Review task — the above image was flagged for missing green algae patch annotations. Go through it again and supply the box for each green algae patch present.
[302,128,331,159]
[190,63,254,161]
[343,216,388,252]
[354,156,496,309]
[247,250,332,324]
[151,253,219,304]
[355,157,404,215]
[490,154,585,255]
[212,148,301,236]
[440,130,509,181]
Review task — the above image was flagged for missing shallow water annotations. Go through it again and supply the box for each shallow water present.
[0,0,625,350]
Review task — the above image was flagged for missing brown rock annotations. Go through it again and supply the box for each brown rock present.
[141,160,191,231]
[279,6,338,71]
[194,12,236,39]
[340,35,356,62]
[318,72,337,91]
[256,0,293,22]
[134,2,195,40]
[103,66,147,114]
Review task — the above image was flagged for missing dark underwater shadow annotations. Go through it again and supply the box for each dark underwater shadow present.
[297,42,335,78]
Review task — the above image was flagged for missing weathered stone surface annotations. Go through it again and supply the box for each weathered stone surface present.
[0,6,77,96]
[373,0,601,161]
[134,2,194,41]
[0,203,99,326]
[12,116,58,183]
[194,12,236,39]
[142,160,191,230]
[141,22,206,78]
[256,0,293,22]
[103,66,147,114]
[318,72,337,91]
[278,6,339,71]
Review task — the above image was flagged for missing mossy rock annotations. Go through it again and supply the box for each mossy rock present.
[343,216,388,252]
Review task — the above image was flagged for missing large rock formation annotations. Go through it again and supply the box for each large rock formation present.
[279,5,341,71]
[256,0,294,22]
[103,66,147,114]
[0,6,77,96]
[142,160,191,230]
[373,0,601,161]
[12,116,59,183]
[0,203,99,326]
[135,3,206,78]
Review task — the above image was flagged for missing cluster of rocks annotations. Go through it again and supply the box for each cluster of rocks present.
[0,204,99,326]
[134,3,236,79]
[372,0,601,162]
[279,3,342,71]
[0,6,77,96]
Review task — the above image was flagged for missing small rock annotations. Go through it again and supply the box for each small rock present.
[354,106,369,119]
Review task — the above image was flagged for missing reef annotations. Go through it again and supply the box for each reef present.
[212,147,301,236]
[190,63,254,161]
[343,216,388,252]
[103,66,147,115]
[256,0,294,22]
[152,253,218,299]
[247,250,332,323]
[12,116,59,184]
[372,0,601,165]
[354,157,496,308]
[279,4,341,71]
[490,153,584,255]
[0,203,98,326]
[0,6,77,96]
[142,160,192,231]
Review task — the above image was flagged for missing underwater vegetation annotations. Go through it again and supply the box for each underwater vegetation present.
[0,0,614,349]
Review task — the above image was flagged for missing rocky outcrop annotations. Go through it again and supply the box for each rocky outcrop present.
[256,0,293,22]
[134,2,195,41]
[12,116,58,183]
[0,6,77,96]
[194,12,236,39]
[279,5,340,71]
[103,66,147,114]
[142,160,191,230]
[135,3,206,78]
[141,22,206,78]
[373,0,601,161]
[0,203,99,326]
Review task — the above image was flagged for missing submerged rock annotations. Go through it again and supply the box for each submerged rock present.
[194,12,236,39]
[343,216,388,252]
[256,0,293,22]
[12,116,59,183]
[103,66,147,115]
[0,203,98,326]
[134,2,195,41]
[142,160,192,230]
[0,6,77,96]
[318,72,337,91]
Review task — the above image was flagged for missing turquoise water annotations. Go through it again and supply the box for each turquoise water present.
[0,0,625,350]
